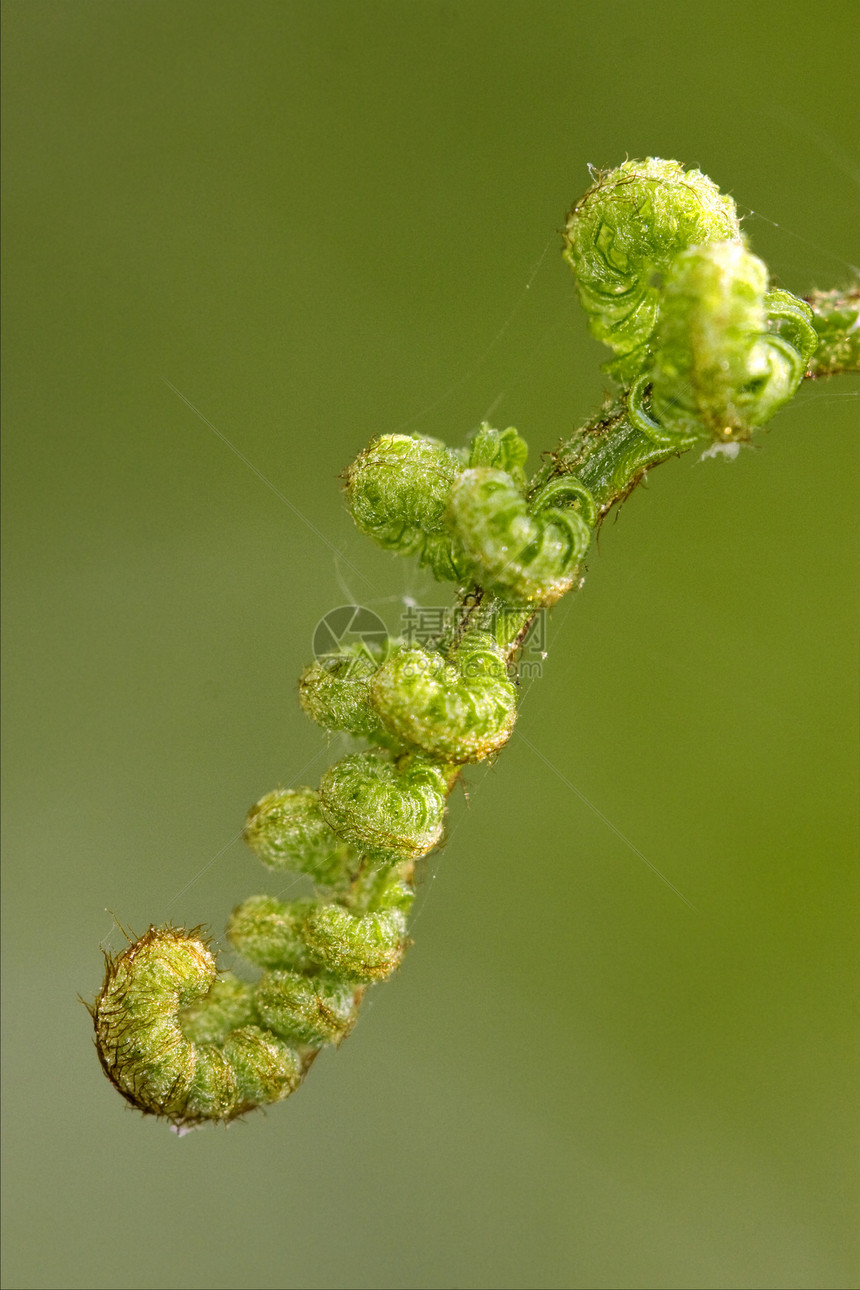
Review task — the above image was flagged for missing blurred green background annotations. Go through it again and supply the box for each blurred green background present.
[2,3,858,1288]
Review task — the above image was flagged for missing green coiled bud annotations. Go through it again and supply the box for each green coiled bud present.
[230,881,412,984]
[757,288,818,420]
[254,970,358,1045]
[302,874,413,983]
[244,787,352,887]
[467,423,529,483]
[181,1040,238,1122]
[563,157,741,381]
[450,469,594,605]
[371,632,517,763]
[650,240,768,441]
[628,242,818,444]
[302,906,408,982]
[92,926,302,1128]
[345,433,473,582]
[346,433,456,547]
[227,894,318,971]
[318,751,449,861]
[299,644,390,741]
[217,1025,302,1112]
[182,1025,302,1124]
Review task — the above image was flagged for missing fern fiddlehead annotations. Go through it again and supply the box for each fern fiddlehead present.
[92,158,858,1129]
[370,631,518,763]
[626,240,818,447]
[562,157,742,382]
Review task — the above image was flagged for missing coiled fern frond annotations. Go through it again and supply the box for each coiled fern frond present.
[91,158,859,1129]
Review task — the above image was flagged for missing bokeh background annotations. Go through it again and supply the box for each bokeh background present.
[3,3,858,1288]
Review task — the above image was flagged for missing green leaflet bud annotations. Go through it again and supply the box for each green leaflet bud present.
[244,788,352,886]
[299,644,390,741]
[184,1042,241,1121]
[301,878,414,983]
[345,434,473,582]
[346,434,456,548]
[318,751,449,861]
[92,926,302,1127]
[563,157,741,382]
[468,423,529,484]
[185,1026,303,1123]
[94,926,209,1121]
[218,1026,302,1111]
[254,971,357,1045]
[370,632,518,763]
[230,884,413,984]
[758,289,818,421]
[650,240,767,440]
[450,468,594,605]
[227,894,318,970]
[629,242,819,444]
